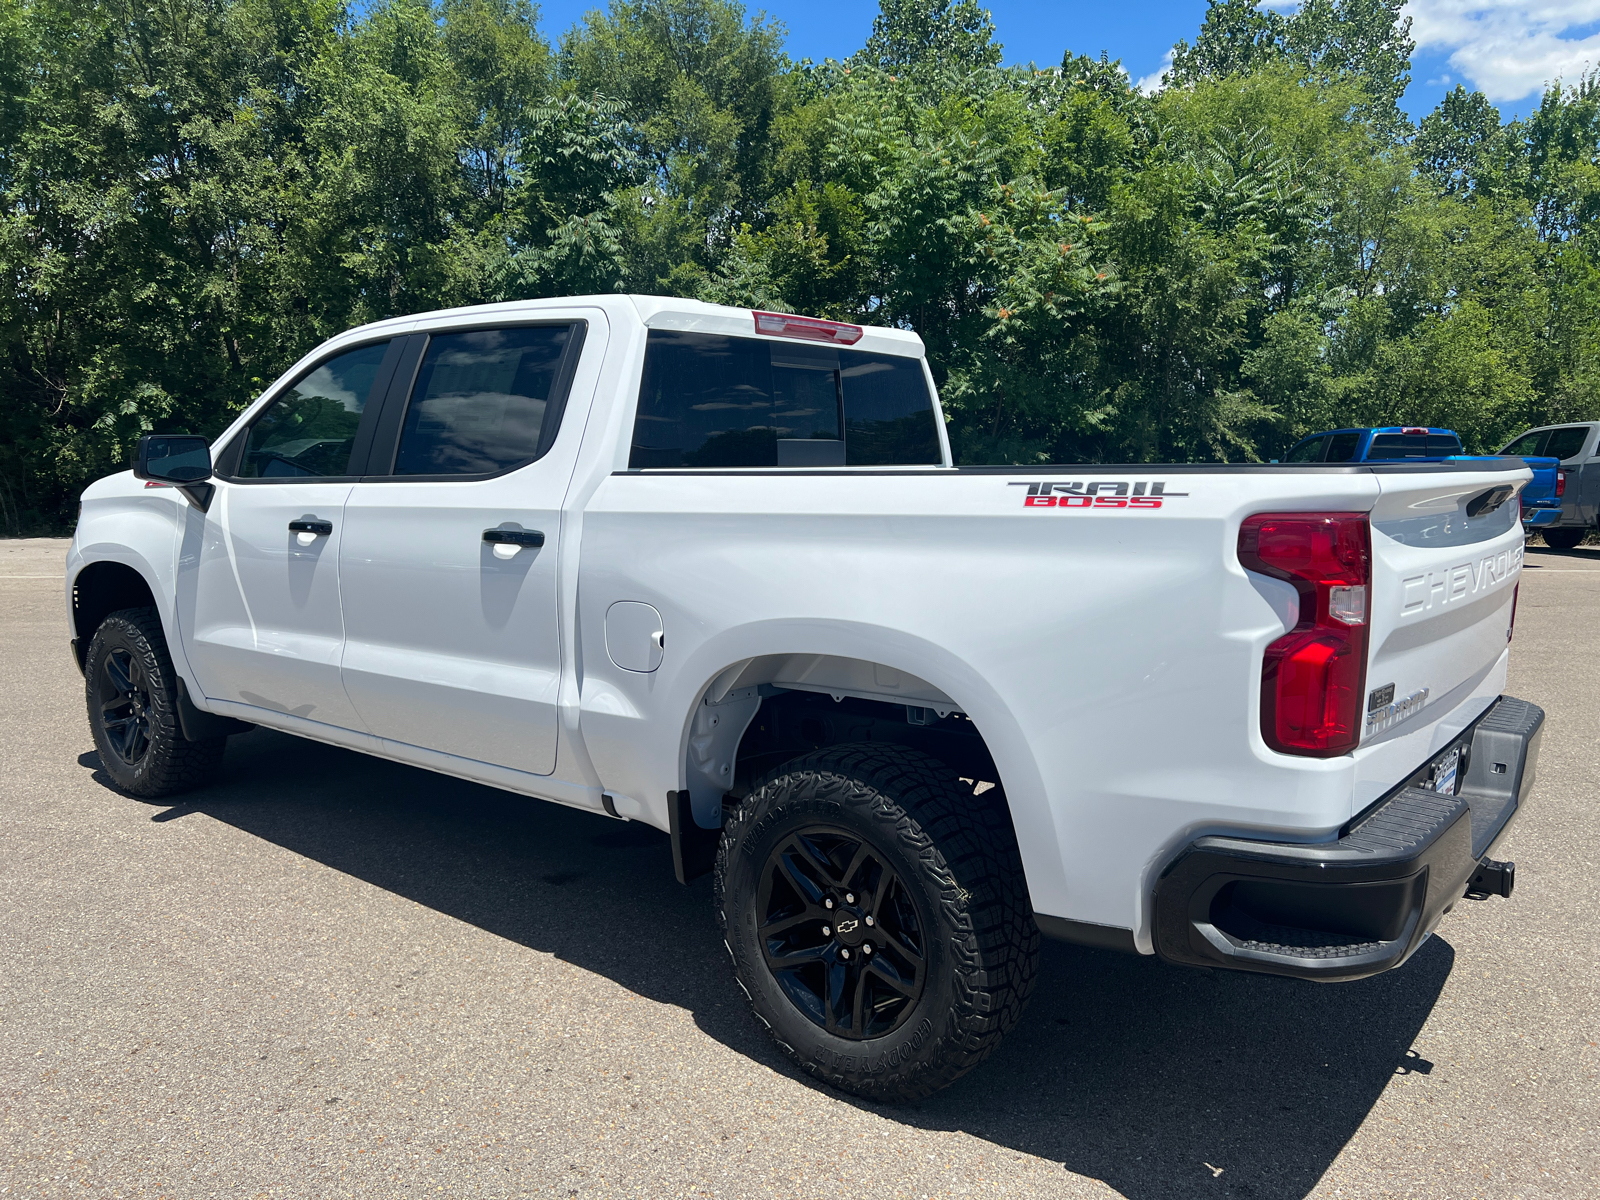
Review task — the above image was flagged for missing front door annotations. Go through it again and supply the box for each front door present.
[337,321,590,775]
[175,339,397,729]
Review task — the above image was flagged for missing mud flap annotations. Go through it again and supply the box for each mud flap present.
[669,789,719,884]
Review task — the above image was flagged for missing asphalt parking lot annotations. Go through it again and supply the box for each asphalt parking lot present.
[2,536,1597,1199]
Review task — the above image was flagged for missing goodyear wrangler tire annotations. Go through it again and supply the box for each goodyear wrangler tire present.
[715,742,1039,1101]
[86,607,226,798]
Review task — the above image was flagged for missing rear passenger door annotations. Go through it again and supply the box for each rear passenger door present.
[335,318,596,776]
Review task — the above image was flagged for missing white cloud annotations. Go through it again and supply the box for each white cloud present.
[1406,1,1600,102]
[1136,48,1175,95]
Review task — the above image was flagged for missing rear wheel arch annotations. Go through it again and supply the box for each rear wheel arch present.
[680,651,1024,850]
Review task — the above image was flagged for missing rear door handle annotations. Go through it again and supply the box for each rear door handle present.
[483,529,545,547]
[288,519,333,536]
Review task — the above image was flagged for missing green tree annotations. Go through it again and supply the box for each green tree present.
[1416,85,1503,195]
[1168,0,1288,86]
[3,0,1600,531]
[860,0,1002,74]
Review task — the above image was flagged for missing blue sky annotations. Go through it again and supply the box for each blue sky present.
[526,0,1600,122]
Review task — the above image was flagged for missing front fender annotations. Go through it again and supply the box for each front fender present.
[69,472,195,685]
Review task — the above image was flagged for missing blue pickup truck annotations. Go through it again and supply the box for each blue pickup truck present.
[1282,426,1562,530]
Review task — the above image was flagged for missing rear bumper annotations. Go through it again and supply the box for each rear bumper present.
[1521,505,1562,528]
[1153,695,1544,982]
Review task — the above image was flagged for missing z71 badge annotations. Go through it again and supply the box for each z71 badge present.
[1009,481,1188,509]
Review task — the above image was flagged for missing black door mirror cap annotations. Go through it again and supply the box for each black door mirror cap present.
[134,434,216,512]
[135,434,214,484]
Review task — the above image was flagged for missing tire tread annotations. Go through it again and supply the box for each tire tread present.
[86,607,226,798]
[715,741,1039,1101]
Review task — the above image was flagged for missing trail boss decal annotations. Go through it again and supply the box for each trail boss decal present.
[1009,481,1189,510]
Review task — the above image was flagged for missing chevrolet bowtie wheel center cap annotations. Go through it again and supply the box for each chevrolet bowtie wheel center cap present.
[831,906,868,947]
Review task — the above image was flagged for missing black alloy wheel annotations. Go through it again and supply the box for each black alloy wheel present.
[85,607,227,798]
[717,742,1039,1102]
[757,827,927,1040]
[97,646,154,767]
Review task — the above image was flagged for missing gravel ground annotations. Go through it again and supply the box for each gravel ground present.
[1,536,1596,1199]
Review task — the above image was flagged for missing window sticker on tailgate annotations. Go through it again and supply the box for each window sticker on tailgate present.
[1008,481,1188,510]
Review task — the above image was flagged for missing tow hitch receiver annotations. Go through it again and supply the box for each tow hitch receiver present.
[1466,858,1515,899]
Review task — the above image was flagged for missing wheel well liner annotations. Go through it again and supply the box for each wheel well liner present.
[71,561,158,672]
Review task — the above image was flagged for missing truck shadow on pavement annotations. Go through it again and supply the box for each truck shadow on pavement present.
[84,727,1451,1200]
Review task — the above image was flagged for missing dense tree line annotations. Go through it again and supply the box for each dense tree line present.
[3,0,1600,531]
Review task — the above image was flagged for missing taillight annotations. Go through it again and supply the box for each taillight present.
[752,310,864,345]
[1238,513,1372,757]
[1508,582,1519,643]
[1556,472,1566,498]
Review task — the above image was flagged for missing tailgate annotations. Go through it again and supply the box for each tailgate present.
[1363,466,1528,743]
[1518,456,1560,504]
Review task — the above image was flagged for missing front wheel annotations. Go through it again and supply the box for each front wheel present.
[715,743,1039,1101]
[85,607,225,798]
[1541,526,1586,550]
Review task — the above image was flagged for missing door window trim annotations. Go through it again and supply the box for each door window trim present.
[357,319,590,483]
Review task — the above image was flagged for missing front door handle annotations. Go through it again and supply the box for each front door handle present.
[288,519,333,536]
[483,529,545,547]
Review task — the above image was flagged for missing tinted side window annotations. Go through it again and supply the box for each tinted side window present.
[1501,430,1549,457]
[629,330,940,469]
[1544,426,1589,461]
[1324,432,1361,461]
[1284,437,1326,463]
[393,326,574,476]
[236,341,390,478]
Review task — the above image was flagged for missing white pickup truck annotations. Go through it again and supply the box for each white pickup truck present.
[67,295,1544,1101]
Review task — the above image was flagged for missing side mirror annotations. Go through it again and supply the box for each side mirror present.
[135,434,213,483]
[134,434,215,511]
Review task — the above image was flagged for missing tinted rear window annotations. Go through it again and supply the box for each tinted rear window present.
[1366,433,1462,459]
[629,330,940,469]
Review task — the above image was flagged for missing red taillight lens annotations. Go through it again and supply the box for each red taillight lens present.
[1239,513,1372,757]
[1508,582,1519,643]
[752,310,864,345]
[1556,472,1566,498]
